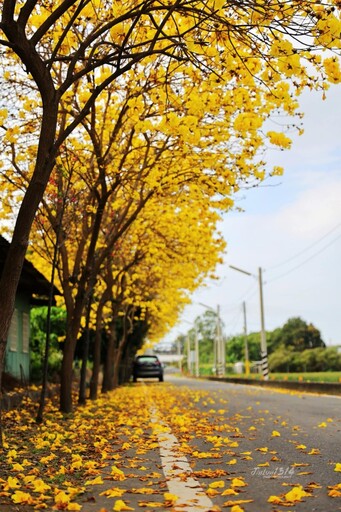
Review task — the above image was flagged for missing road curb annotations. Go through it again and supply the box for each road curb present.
[206,376,341,395]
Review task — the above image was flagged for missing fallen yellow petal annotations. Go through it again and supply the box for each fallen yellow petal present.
[67,503,82,511]
[285,485,311,502]
[85,476,103,486]
[296,444,307,450]
[267,495,283,504]
[111,466,126,481]
[329,489,341,498]
[113,500,134,511]
[222,489,238,496]
[164,492,178,504]
[209,480,225,489]
[231,478,247,488]
[100,488,125,498]
[231,506,244,512]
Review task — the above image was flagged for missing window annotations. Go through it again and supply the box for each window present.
[23,312,30,353]
[8,310,18,352]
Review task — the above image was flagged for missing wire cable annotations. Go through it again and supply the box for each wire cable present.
[267,232,341,284]
[267,221,341,271]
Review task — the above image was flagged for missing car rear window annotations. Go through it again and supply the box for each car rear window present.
[136,356,159,363]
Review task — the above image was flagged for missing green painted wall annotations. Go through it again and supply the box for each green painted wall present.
[5,291,31,381]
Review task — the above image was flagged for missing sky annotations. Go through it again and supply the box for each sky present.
[161,83,341,348]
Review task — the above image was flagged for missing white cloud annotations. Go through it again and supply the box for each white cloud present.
[275,178,341,240]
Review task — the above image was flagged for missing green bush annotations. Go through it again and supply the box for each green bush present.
[268,346,341,373]
[30,306,66,382]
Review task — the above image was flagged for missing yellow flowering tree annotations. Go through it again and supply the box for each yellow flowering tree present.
[0,1,341,416]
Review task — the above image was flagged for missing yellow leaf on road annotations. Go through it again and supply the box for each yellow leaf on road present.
[111,466,126,481]
[231,477,247,488]
[11,490,35,505]
[100,487,125,497]
[285,485,311,502]
[222,488,238,496]
[113,499,134,511]
[67,503,82,511]
[85,476,103,486]
[296,444,307,450]
[209,480,225,488]
[164,492,178,505]
[268,495,283,504]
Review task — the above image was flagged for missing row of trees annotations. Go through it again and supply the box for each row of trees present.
[172,315,341,373]
[1,2,341,415]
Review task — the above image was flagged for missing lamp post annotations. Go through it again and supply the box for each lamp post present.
[242,301,250,377]
[194,323,199,378]
[229,265,269,380]
[183,320,199,377]
[199,302,224,377]
[186,331,192,375]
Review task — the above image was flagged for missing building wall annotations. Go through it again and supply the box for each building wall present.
[5,292,31,381]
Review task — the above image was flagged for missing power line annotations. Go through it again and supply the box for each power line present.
[267,232,341,284]
[267,221,341,271]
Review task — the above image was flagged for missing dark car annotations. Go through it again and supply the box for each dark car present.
[132,355,164,382]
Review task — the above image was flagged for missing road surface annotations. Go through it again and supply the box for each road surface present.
[81,375,341,512]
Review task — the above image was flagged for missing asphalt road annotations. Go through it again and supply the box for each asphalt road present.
[81,375,341,512]
[165,376,341,511]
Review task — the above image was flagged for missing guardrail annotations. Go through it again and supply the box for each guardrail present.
[206,376,341,395]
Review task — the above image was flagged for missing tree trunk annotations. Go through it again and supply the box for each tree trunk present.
[0,100,58,422]
[102,327,116,393]
[59,301,85,413]
[90,298,108,400]
[78,297,92,405]
[112,339,126,389]
[89,326,102,400]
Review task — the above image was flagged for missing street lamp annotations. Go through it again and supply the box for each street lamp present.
[242,301,250,377]
[198,302,225,377]
[183,320,199,377]
[229,265,269,380]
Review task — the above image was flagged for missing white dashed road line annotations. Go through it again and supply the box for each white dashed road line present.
[145,386,214,511]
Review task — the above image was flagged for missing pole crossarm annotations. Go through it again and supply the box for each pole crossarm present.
[229,265,254,277]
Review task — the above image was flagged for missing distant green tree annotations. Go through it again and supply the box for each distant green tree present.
[269,346,341,372]
[173,334,186,356]
[176,314,329,372]
[298,347,341,372]
[268,346,296,372]
[196,310,220,366]
[272,317,325,351]
[30,307,66,382]
[226,332,263,363]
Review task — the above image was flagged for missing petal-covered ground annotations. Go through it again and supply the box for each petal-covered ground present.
[0,380,340,511]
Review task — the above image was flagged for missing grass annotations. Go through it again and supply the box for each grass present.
[219,371,341,383]
[194,363,341,383]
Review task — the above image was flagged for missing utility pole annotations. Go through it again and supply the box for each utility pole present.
[258,267,269,380]
[184,320,198,376]
[186,333,192,375]
[216,305,225,377]
[242,301,250,376]
[198,302,222,376]
[177,338,182,372]
[194,323,199,377]
[229,264,269,381]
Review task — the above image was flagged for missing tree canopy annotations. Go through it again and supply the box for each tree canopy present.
[1,1,341,412]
